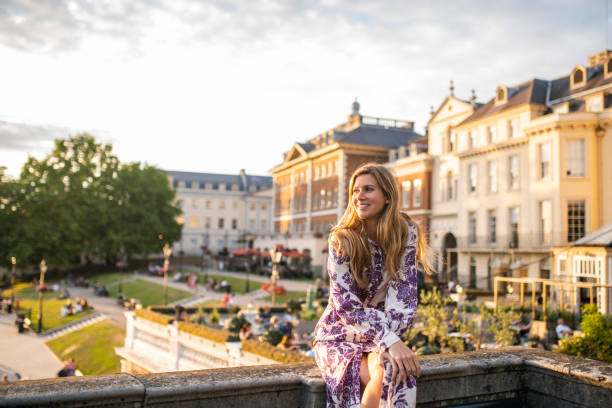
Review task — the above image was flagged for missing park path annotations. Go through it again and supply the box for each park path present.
[0,313,62,381]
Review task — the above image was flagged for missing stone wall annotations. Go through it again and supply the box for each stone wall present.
[1,349,611,407]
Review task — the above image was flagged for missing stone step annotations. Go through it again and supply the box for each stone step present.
[38,312,107,341]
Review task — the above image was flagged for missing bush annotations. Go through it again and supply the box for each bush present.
[557,304,612,363]
[287,299,302,317]
[261,328,284,346]
[209,308,220,325]
[228,316,247,334]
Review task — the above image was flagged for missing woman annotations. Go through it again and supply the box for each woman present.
[313,163,431,408]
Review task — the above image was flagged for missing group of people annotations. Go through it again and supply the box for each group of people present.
[92,282,109,297]
[205,277,231,293]
[0,297,18,314]
[60,297,89,317]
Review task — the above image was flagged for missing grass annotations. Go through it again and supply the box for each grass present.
[89,272,126,287]
[1,282,37,298]
[263,290,307,304]
[17,292,94,333]
[46,319,125,375]
[197,273,256,294]
[106,278,192,307]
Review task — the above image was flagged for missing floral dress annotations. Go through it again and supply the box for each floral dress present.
[313,224,418,408]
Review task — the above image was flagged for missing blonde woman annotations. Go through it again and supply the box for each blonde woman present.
[313,163,431,408]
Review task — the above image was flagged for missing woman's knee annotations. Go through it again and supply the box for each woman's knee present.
[359,354,370,388]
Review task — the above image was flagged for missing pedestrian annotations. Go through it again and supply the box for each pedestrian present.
[313,163,430,408]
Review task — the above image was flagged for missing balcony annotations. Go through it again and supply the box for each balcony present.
[1,349,610,407]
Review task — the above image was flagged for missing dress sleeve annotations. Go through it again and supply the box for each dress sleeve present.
[327,242,395,349]
[382,224,419,347]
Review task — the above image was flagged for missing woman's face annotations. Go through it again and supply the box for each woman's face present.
[352,174,387,222]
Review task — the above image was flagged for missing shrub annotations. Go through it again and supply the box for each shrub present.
[227,315,247,334]
[557,304,612,363]
[209,308,220,325]
[261,328,284,346]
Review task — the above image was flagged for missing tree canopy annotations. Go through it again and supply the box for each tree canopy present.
[0,134,182,269]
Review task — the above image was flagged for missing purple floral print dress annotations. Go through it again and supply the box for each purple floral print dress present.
[313,224,418,408]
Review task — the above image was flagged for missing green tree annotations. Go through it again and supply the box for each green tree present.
[480,305,520,347]
[558,304,612,363]
[106,163,181,257]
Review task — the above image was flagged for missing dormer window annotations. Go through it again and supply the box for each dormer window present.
[570,66,586,89]
[607,57,612,77]
[495,85,508,106]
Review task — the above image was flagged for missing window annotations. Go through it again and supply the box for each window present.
[320,189,326,208]
[261,220,267,231]
[321,165,326,179]
[468,164,477,193]
[219,200,225,209]
[487,125,496,143]
[449,133,456,152]
[567,200,585,242]
[231,184,239,191]
[190,216,198,228]
[232,201,238,208]
[508,119,518,139]
[540,200,552,244]
[566,139,585,177]
[205,217,211,229]
[218,218,224,229]
[469,130,477,149]
[539,143,551,179]
[402,181,411,207]
[314,167,319,180]
[468,212,477,245]
[205,182,213,190]
[261,202,267,210]
[588,98,602,112]
[249,219,255,231]
[445,172,456,200]
[327,189,333,207]
[249,202,256,210]
[573,69,584,85]
[508,155,519,190]
[206,200,212,209]
[231,218,237,230]
[192,199,198,208]
[313,192,320,210]
[488,210,497,244]
[177,215,185,225]
[469,257,477,289]
[487,161,497,193]
[333,187,338,206]
[540,258,550,279]
[509,207,519,248]
[413,179,422,207]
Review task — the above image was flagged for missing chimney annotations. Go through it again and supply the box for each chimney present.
[470,89,477,107]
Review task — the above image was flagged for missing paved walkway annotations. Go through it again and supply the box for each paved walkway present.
[0,313,62,381]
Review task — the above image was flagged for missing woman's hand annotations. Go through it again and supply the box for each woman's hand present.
[386,341,420,385]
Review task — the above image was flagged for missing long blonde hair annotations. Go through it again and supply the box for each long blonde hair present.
[329,162,432,289]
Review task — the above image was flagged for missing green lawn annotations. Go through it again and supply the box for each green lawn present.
[46,319,125,375]
[197,273,257,294]
[263,290,307,304]
[89,272,126,287]
[107,279,192,307]
[18,292,94,333]
[2,282,36,299]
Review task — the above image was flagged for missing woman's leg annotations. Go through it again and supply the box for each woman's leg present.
[359,354,370,395]
[361,352,384,408]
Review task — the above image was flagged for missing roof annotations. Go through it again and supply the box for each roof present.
[573,223,612,247]
[297,143,316,153]
[166,170,272,191]
[549,65,612,102]
[335,124,422,148]
[459,79,549,125]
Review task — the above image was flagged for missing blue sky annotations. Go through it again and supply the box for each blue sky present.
[0,0,608,178]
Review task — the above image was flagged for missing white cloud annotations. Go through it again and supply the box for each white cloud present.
[0,0,607,177]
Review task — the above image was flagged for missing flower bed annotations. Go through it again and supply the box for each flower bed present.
[178,321,229,343]
[134,309,173,325]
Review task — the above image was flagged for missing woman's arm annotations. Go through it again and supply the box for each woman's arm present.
[327,244,395,349]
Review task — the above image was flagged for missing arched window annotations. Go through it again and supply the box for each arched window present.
[402,181,411,207]
[607,58,612,76]
[497,88,505,101]
[573,69,583,84]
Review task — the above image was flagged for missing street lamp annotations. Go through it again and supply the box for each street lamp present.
[10,256,16,305]
[269,247,283,305]
[162,244,172,306]
[37,259,47,333]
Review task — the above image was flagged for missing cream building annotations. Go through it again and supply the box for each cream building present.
[426,84,477,282]
[167,170,273,255]
[447,51,612,292]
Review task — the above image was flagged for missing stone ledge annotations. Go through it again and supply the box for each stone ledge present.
[1,349,611,407]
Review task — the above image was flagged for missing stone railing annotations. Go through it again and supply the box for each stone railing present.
[1,349,611,407]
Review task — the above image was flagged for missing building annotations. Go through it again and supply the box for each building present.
[426,83,479,282]
[259,100,423,273]
[439,51,612,291]
[167,169,273,255]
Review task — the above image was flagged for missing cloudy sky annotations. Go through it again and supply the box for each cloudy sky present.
[0,0,607,178]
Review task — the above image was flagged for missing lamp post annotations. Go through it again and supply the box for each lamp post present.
[37,259,47,333]
[162,244,172,306]
[269,247,283,305]
[10,257,16,305]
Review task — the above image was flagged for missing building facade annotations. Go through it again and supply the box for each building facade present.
[167,169,273,255]
[258,100,423,273]
[441,51,612,292]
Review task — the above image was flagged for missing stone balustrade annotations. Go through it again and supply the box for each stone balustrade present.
[1,349,611,407]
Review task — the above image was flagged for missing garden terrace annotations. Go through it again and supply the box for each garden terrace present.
[1,349,610,407]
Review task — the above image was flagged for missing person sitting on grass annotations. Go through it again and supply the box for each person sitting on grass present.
[75,298,82,313]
